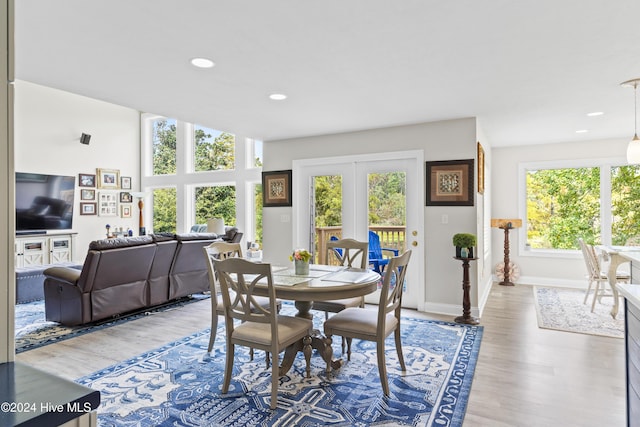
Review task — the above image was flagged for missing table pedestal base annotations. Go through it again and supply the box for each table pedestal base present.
[278,300,343,376]
[454,315,480,325]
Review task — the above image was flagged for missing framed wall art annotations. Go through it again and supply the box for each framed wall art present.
[78,173,96,187]
[121,205,132,218]
[97,168,120,189]
[121,176,131,190]
[426,159,474,206]
[477,142,485,195]
[80,202,97,215]
[120,191,133,203]
[98,192,118,216]
[262,170,292,207]
[80,189,95,200]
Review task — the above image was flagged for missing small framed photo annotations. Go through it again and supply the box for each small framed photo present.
[121,204,132,218]
[120,192,133,203]
[97,168,120,189]
[121,176,131,190]
[98,191,118,216]
[78,173,96,188]
[426,159,474,206]
[262,170,292,207]
[80,189,96,200]
[80,202,97,215]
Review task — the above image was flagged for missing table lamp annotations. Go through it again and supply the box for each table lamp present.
[491,218,522,286]
[207,218,226,235]
[130,192,148,236]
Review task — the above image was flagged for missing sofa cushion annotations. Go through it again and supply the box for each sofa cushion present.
[89,235,154,250]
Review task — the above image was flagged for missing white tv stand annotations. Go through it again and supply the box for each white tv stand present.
[15,231,77,267]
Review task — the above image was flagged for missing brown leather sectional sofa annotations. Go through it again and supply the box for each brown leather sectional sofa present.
[43,228,242,326]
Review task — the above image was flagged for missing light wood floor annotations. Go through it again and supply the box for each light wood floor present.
[16,283,626,426]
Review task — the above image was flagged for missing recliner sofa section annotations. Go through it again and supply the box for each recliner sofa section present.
[43,229,242,326]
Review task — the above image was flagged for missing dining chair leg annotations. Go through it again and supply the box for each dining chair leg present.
[265,352,270,369]
[376,341,390,396]
[394,327,406,371]
[591,281,601,312]
[583,279,594,304]
[346,337,353,361]
[324,335,334,374]
[222,343,235,394]
[270,355,279,409]
[341,337,347,355]
[207,313,219,354]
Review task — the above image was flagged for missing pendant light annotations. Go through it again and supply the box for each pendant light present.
[622,78,640,164]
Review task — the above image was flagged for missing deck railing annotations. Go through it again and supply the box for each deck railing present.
[315,226,406,264]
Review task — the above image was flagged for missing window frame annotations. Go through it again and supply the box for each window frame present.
[518,156,625,259]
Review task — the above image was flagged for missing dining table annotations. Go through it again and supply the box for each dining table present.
[597,245,640,319]
[252,263,381,376]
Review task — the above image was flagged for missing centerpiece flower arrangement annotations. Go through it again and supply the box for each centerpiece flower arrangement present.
[290,249,312,275]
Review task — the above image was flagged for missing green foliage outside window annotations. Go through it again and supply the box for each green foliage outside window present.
[152,187,177,233]
[195,186,236,227]
[194,126,235,172]
[152,119,177,175]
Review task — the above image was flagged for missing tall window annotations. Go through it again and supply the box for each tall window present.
[152,118,177,175]
[152,187,177,233]
[194,185,236,226]
[523,161,640,251]
[194,125,235,172]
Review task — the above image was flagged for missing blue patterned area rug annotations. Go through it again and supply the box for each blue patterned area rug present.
[533,286,624,338]
[76,316,483,426]
[14,295,209,353]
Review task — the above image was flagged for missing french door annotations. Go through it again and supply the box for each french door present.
[292,150,424,309]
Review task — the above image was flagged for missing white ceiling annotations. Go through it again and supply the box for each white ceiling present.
[14,0,640,147]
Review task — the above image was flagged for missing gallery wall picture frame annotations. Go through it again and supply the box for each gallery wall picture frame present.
[121,176,131,190]
[80,189,95,201]
[262,170,293,207]
[121,205,132,218]
[97,168,120,189]
[80,202,97,215]
[79,173,96,188]
[98,191,118,216]
[426,159,474,206]
[120,191,133,203]
[477,142,485,195]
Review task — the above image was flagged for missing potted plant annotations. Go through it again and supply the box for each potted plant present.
[290,248,312,275]
[453,233,477,258]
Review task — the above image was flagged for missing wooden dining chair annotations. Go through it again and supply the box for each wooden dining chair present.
[323,249,412,396]
[203,242,281,363]
[214,258,312,410]
[578,238,629,312]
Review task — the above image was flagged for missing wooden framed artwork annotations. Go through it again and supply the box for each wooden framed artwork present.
[80,189,95,200]
[98,192,118,216]
[97,168,120,189]
[262,170,292,207]
[477,142,485,195]
[426,159,474,206]
[121,176,131,190]
[121,204,132,218]
[80,202,97,215]
[78,173,96,187]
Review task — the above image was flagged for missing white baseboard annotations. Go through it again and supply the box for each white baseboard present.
[497,274,586,289]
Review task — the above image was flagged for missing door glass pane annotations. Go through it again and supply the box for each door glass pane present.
[194,185,237,228]
[152,118,177,175]
[313,175,342,264]
[368,171,406,256]
[152,187,177,233]
[611,164,640,245]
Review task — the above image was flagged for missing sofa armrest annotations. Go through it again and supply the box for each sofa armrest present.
[43,266,81,287]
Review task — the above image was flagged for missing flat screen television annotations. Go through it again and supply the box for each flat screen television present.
[15,172,75,234]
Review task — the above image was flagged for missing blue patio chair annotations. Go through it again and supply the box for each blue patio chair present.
[368,230,399,274]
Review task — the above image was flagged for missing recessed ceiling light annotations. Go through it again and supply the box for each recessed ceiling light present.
[269,93,287,101]
[190,58,215,69]
[576,129,589,133]
[587,112,604,117]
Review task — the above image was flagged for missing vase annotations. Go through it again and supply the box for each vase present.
[456,247,474,258]
[294,260,310,275]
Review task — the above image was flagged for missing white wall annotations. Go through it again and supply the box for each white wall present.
[14,81,140,258]
[491,137,628,286]
[264,118,490,315]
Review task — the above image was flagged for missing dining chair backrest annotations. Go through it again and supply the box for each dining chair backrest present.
[326,238,368,269]
[378,249,412,327]
[578,238,600,278]
[213,258,277,327]
[203,242,243,293]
